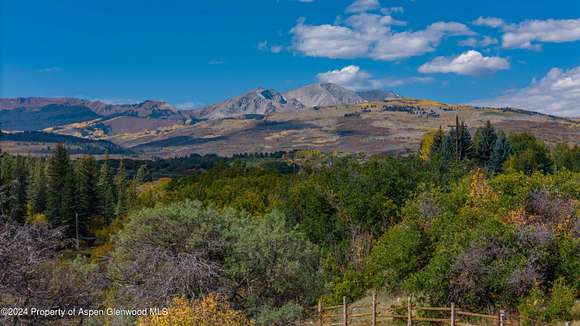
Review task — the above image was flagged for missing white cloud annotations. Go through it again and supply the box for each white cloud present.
[471,66,580,117]
[346,0,380,13]
[458,36,498,47]
[381,6,404,15]
[418,50,509,76]
[208,59,224,65]
[502,19,580,49]
[473,16,505,28]
[292,15,473,61]
[370,22,474,61]
[291,22,372,58]
[317,65,433,90]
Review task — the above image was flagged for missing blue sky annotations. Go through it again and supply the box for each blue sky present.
[2,0,580,116]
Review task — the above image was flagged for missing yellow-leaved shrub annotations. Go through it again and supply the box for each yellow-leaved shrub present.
[136,294,252,326]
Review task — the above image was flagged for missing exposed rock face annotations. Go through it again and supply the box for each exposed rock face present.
[357,90,401,101]
[195,88,305,119]
[283,83,366,108]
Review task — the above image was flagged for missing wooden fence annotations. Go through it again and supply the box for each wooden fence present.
[297,294,572,326]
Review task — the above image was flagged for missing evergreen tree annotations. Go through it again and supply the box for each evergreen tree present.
[76,156,98,235]
[474,121,497,168]
[490,131,512,172]
[114,161,128,217]
[429,127,445,159]
[440,119,474,161]
[10,156,28,223]
[134,164,150,184]
[97,153,115,222]
[46,144,76,233]
[28,159,47,215]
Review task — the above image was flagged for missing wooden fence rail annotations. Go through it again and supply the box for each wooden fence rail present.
[299,293,573,326]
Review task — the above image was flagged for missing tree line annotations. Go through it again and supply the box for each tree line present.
[0,144,150,239]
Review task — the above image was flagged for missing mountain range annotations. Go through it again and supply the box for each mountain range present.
[1,83,578,157]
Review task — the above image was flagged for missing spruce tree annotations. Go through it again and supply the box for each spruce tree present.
[429,126,445,158]
[46,144,76,233]
[114,161,127,217]
[440,120,474,161]
[76,156,98,235]
[474,121,498,168]
[490,131,512,172]
[97,153,115,222]
[28,159,47,215]
[134,164,150,184]
[10,156,28,223]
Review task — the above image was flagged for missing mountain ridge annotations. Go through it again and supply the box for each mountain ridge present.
[193,88,305,120]
[284,83,366,108]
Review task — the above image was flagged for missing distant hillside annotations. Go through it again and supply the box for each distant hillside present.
[2,93,578,158]
[0,104,99,130]
[0,97,182,131]
[0,131,128,155]
[109,98,579,158]
[284,83,365,107]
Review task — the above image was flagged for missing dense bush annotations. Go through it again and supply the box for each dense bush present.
[109,200,322,325]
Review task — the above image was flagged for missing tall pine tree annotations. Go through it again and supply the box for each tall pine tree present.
[97,153,115,223]
[114,161,128,217]
[46,144,76,233]
[10,156,28,223]
[490,131,512,172]
[76,156,98,236]
[28,159,47,215]
[439,118,474,161]
[474,121,498,168]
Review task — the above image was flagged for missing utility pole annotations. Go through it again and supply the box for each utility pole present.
[455,116,460,160]
[75,212,80,250]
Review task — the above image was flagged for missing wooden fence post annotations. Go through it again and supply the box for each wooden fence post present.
[318,300,323,326]
[499,310,506,326]
[407,296,412,326]
[343,296,348,326]
[371,291,377,326]
[450,303,455,326]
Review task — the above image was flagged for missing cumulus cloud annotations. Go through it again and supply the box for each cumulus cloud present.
[316,65,433,90]
[458,36,498,47]
[471,66,580,117]
[346,0,380,13]
[370,22,474,61]
[473,16,505,28]
[292,15,473,61]
[419,50,510,76]
[502,19,580,49]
